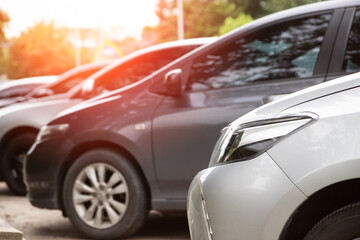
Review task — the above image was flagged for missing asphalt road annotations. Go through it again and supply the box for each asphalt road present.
[0,182,190,240]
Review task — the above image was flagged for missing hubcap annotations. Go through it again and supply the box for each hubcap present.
[72,163,129,229]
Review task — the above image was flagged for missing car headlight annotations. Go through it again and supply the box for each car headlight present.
[36,124,69,142]
[209,112,318,166]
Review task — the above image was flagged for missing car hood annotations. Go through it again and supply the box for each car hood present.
[232,72,360,125]
[0,92,72,118]
[54,74,151,121]
[0,98,20,108]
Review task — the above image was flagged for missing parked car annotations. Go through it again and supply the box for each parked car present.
[0,61,110,193]
[25,0,360,239]
[10,61,112,105]
[0,62,108,187]
[0,75,58,108]
[187,70,360,240]
[0,38,212,195]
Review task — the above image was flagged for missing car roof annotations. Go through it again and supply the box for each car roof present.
[89,37,218,81]
[57,61,112,80]
[0,75,58,90]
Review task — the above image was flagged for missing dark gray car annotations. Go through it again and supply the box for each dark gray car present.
[26,0,360,239]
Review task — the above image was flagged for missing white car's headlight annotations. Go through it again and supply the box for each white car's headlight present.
[209,112,318,166]
[36,124,69,142]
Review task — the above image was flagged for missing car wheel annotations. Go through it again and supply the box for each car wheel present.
[1,132,36,195]
[63,148,149,239]
[305,202,360,240]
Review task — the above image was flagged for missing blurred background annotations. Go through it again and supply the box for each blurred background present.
[0,0,324,80]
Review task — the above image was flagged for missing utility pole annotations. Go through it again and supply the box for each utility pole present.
[75,28,81,66]
[177,0,184,40]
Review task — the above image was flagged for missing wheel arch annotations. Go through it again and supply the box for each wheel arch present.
[58,140,152,214]
[0,126,39,149]
[0,126,39,167]
[280,178,360,240]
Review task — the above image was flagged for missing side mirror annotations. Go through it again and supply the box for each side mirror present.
[15,96,27,103]
[164,69,183,96]
[33,88,54,98]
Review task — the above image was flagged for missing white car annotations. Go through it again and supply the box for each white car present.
[0,38,214,195]
[188,71,360,240]
[0,62,108,195]
[0,75,58,107]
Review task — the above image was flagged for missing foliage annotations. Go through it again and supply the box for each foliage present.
[141,0,177,43]
[0,9,9,43]
[228,0,261,18]
[7,21,75,79]
[143,0,326,43]
[183,0,237,38]
[0,9,10,75]
[219,13,253,35]
[142,0,238,42]
[142,0,260,42]
[260,0,325,16]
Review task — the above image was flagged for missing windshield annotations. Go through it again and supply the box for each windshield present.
[80,45,198,98]
[29,64,107,98]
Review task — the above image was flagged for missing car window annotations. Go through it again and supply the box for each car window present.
[187,14,331,91]
[93,46,196,94]
[0,84,40,99]
[342,11,360,73]
[40,68,102,96]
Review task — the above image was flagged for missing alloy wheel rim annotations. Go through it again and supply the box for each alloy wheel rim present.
[72,163,129,229]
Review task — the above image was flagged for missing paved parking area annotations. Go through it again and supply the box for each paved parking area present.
[0,182,190,240]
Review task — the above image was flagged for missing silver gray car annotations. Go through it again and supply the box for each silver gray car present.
[188,71,360,240]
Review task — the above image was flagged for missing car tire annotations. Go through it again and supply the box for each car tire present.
[63,148,149,239]
[304,201,360,240]
[1,132,36,195]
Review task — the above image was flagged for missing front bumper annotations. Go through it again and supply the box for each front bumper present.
[187,152,307,240]
[24,135,74,209]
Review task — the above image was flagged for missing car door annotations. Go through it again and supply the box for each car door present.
[152,11,340,199]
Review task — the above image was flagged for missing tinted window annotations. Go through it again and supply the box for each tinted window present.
[48,68,101,95]
[342,11,360,73]
[187,14,331,91]
[95,46,196,93]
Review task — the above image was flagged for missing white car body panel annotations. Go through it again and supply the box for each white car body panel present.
[188,153,306,240]
[268,86,360,196]
[188,72,360,240]
[0,93,82,139]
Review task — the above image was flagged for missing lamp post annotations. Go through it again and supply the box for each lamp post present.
[177,0,184,40]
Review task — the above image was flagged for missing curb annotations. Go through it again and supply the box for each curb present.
[0,217,23,240]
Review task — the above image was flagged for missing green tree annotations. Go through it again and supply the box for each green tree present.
[142,0,240,42]
[228,0,261,18]
[0,9,10,75]
[141,0,178,43]
[7,21,75,79]
[142,0,326,43]
[183,0,237,38]
[0,9,9,45]
[219,13,253,35]
[260,0,325,16]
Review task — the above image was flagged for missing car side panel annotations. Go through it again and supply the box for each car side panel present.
[189,153,306,240]
[267,86,360,196]
[0,98,82,144]
[61,86,168,207]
